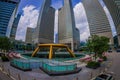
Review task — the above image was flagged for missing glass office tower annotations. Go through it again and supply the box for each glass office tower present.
[103,0,120,45]
[33,0,55,44]
[0,0,20,37]
[58,0,80,51]
[82,0,113,44]
[10,13,21,40]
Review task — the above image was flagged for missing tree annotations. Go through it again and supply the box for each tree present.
[86,35,109,60]
[0,37,12,52]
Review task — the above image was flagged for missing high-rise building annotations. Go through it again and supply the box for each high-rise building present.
[33,0,55,44]
[82,0,113,44]
[10,13,21,40]
[58,0,80,51]
[25,27,34,44]
[0,0,20,37]
[103,0,120,45]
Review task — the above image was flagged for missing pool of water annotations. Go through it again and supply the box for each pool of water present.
[22,52,84,61]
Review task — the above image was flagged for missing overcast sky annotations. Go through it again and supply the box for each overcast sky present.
[15,0,116,42]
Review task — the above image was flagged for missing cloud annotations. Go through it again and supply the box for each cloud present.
[73,2,90,41]
[16,5,39,41]
[54,10,58,34]
[54,10,58,42]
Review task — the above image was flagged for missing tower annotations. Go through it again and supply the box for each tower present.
[10,13,21,40]
[103,0,120,45]
[58,0,80,51]
[33,0,55,44]
[25,27,34,44]
[0,0,20,37]
[82,0,113,44]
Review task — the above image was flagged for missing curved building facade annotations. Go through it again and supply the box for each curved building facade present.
[103,0,120,45]
[82,0,113,44]
[0,0,20,37]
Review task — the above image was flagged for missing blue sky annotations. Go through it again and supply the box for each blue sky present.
[18,0,80,12]
[16,0,116,42]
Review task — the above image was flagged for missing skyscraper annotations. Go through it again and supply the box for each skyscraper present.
[25,27,34,44]
[103,0,120,45]
[0,0,20,37]
[33,0,55,44]
[82,0,113,44]
[58,0,80,51]
[10,13,21,40]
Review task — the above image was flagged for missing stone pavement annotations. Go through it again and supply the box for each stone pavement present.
[0,51,120,80]
[0,70,13,80]
[107,51,120,80]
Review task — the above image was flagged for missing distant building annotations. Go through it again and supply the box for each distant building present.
[82,0,113,44]
[55,33,58,43]
[58,0,80,51]
[25,27,34,44]
[74,28,80,49]
[0,0,20,37]
[103,0,120,45]
[33,0,55,44]
[10,13,21,40]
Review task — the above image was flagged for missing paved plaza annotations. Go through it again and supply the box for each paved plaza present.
[0,71,13,80]
[0,51,120,80]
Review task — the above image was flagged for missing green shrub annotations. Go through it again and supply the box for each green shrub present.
[86,61,100,69]
[1,55,9,62]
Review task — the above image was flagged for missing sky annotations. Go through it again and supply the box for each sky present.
[15,0,116,42]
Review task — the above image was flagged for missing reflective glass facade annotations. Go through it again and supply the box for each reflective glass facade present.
[0,0,19,37]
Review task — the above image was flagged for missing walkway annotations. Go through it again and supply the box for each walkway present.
[0,70,13,80]
[107,51,120,79]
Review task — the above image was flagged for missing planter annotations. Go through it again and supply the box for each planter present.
[86,61,100,69]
